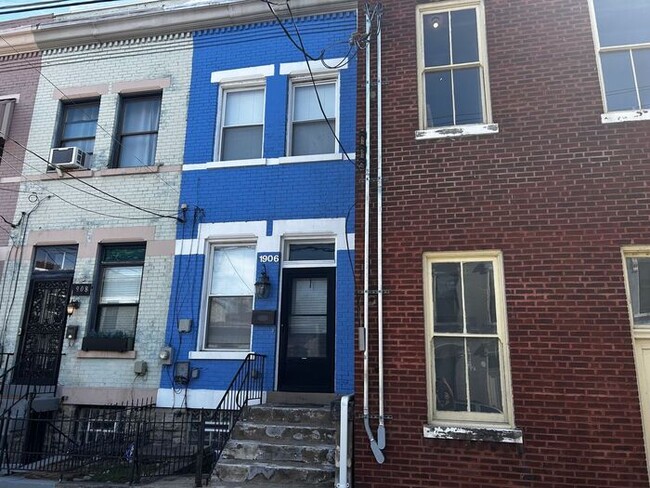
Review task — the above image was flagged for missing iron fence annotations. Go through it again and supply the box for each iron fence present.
[0,352,266,486]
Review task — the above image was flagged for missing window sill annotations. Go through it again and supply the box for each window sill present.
[77,350,137,359]
[601,109,650,124]
[277,153,353,165]
[423,423,523,444]
[415,123,499,140]
[183,154,354,171]
[189,351,250,360]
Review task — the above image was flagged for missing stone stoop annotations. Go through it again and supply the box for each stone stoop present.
[211,403,337,487]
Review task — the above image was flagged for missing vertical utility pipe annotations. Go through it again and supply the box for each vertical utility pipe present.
[363,4,384,464]
[376,6,386,452]
[337,394,354,488]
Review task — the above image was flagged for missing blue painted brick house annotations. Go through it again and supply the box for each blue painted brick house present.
[157,6,357,408]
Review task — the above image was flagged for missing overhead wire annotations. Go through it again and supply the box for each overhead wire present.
[0,0,136,16]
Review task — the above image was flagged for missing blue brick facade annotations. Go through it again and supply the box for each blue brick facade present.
[158,10,357,406]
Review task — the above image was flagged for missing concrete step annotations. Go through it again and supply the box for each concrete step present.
[266,392,337,405]
[214,459,335,484]
[243,405,334,426]
[221,439,334,465]
[231,421,336,445]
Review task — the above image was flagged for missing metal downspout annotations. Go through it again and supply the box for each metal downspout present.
[376,7,386,452]
[363,4,383,464]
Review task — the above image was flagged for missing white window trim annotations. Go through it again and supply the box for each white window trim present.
[213,81,267,163]
[422,250,516,435]
[587,0,650,122]
[622,247,650,334]
[279,58,348,76]
[286,75,340,158]
[198,239,257,352]
[415,0,496,139]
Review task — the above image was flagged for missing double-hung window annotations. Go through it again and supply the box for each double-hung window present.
[114,94,161,167]
[204,245,256,350]
[94,244,146,341]
[289,81,337,156]
[423,251,515,431]
[624,253,650,327]
[218,88,265,161]
[589,0,650,117]
[58,99,100,156]
[0,98,15,149]
[416,1,494,136]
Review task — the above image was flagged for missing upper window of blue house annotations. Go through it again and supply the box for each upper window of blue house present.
[217,87,265,161]
[289,80,337,156]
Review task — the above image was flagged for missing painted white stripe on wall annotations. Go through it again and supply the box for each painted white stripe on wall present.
[279,58,348,75]
[157,388,264,409]
[175,219,352,255]
[211,65,275,84]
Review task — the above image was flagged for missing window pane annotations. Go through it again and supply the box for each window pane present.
[432,263,462,333]
[627,257,650,327]
[634,48,650,109]
[221,126,263,160]
[224,90,264,126]
[292,120,335,156]
[468,338,502,413]
[98,305,138,336]
[64,103,99,123]
[61,103,98,152]
[206,296,252,349]
[103,246,146,263]
[593,0,650,47]
[288,243,335,261]
[61,138,95,155]
[464,261,496,334]
[62,120,98,140]
[454,67,483,125]
[451,9,478,64]
[434,337,467,411]
[210,246,256,296]
[294,84,336,121]
[425,71,453,127]
[601,51,638,111]
[122,97,161,133]
[288,278,328,358]
[423,12,450,67]
[33,246,78,272]
[292,278,327,315]
[117,134,157,167]
[100,267,143,303]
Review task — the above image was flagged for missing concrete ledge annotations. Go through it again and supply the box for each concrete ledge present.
[423,423,523,444]
[77,350,136,359]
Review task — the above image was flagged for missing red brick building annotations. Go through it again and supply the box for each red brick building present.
[0,21,43,282]
[354,0,650,486]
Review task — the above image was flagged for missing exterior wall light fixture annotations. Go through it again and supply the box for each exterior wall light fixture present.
[66,300,80,316]
[254,265,271,299]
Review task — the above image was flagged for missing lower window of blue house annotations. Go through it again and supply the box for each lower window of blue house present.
[204,244,256,350]
[93,244,146,339]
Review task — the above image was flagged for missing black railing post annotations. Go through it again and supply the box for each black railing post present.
[195,409,205,487]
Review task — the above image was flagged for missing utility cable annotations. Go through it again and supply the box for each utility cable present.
[0,0,135,16]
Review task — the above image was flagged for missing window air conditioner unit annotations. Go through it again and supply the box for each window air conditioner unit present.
[49,147,88,170]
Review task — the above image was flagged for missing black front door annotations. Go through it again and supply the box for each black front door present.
[278,267,335,392]
[14,275,72,385]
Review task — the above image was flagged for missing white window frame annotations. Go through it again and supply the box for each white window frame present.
[588,0,650,123]
[415,0,498,140]
[422,250,517,433]
[198,240,257,353]
[622,247,650,330]
[214,83,266,163]
[286,75,340,158]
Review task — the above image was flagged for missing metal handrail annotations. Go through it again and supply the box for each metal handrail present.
[199,352,265,487]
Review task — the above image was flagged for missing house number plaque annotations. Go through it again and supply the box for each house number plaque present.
[72,283,92,296]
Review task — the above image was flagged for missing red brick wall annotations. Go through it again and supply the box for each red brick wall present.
[0,51,41,276]
[354,0,650,486]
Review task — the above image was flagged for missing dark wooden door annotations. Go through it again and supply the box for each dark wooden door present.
[278,268,335,392]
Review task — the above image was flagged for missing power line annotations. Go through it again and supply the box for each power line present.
[7,137,182,221]
[1,147,179,221]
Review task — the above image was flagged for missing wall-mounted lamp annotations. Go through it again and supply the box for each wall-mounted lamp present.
[66,300,80,316]
[254,265,271,299]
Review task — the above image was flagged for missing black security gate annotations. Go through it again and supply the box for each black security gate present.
[14,276,72,385]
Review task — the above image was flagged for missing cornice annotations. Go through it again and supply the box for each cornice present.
[0,0,357,57]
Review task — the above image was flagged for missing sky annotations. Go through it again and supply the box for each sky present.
[0,0,153,22]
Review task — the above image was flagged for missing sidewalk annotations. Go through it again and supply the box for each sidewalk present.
[2,475,200,487]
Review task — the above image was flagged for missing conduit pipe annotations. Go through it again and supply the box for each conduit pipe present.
[362,4,384,464]
[376,6,386,452]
